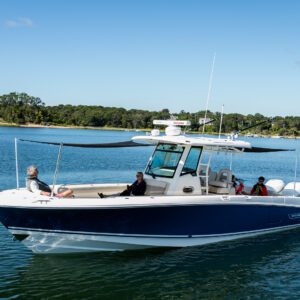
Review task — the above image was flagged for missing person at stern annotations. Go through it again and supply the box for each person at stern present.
[26,165,73,197]
[250,176,268,196]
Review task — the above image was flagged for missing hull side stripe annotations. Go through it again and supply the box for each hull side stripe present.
[8,223,300,239]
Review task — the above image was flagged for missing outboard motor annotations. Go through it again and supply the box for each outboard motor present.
[282,182,300,197]
[265,179,285,195]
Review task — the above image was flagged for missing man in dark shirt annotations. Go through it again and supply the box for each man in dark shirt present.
[99,172,146,198]
[120,172,147,196]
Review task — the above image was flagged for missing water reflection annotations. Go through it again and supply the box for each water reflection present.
[2,229,300,299]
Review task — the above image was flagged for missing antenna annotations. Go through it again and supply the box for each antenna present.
[203,52,216,134]
[218,104,224,139]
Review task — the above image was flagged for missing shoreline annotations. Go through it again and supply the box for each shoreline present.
[0,122,299,139]
[0,122,147,132]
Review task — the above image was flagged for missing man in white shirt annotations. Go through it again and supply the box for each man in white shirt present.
[26,165,73,197]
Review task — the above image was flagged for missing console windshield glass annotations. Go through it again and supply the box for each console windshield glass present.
[146,144,185,178]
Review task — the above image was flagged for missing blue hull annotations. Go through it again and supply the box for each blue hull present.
[1,204,300,236]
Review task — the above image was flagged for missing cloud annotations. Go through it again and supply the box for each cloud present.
[4,17,33,28]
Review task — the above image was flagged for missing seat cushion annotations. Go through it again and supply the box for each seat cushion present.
[209,180,228,188]
[209,185,230,194]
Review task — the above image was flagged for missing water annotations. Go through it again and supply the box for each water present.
[0,127,300,299]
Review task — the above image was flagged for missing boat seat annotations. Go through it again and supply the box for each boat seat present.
[144,179,168,196]
[199,166,217,183]
[209,169,233,194]
[209,186,235,195]
[59,183,128,198]
[209,171,217,183]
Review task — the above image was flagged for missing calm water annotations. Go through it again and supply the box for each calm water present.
[0,127,300,299]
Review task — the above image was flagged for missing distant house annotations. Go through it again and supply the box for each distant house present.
[199,118,213,125]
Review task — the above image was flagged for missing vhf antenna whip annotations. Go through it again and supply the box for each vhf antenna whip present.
[203,52,216,133]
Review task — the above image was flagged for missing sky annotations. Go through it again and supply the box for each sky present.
[0,0,299,116]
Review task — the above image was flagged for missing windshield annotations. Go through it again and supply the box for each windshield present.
[181,147,203,176]
[146,143,185,178]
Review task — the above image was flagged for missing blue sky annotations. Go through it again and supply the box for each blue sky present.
[0,0,299,116]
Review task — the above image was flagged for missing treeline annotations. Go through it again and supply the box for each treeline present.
[0,92,299,136]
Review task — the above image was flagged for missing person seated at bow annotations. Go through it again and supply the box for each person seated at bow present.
[250,176,268,196]
[232,175,245,195]
[120,172,147,196]
[26,165,73,197]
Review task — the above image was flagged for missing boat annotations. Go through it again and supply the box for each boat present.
[271,135,283,139]
[0,120,299,254]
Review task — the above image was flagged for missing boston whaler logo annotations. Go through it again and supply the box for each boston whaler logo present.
[288,213,300,220]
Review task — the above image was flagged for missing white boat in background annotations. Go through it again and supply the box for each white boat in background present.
[0,120,299,254]
[271,135,283,139]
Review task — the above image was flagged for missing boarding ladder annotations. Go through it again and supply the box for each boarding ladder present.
[198,154,212,195]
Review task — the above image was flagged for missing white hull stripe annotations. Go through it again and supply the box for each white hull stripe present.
[8,223,300,239]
